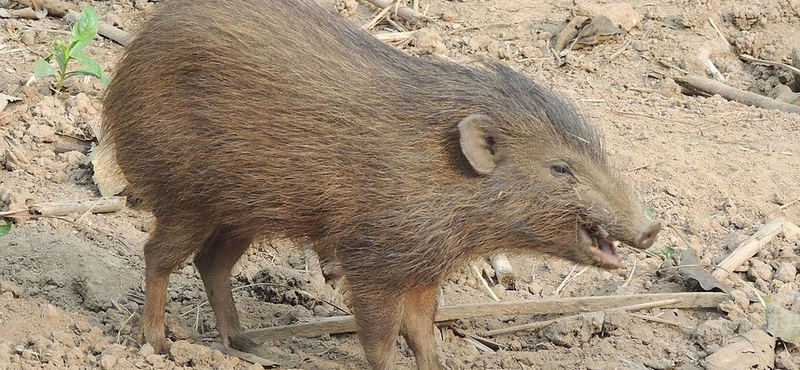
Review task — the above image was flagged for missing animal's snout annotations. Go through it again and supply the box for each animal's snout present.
[633,221,661,249]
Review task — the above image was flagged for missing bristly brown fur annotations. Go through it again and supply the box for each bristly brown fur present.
[102,0,653,368]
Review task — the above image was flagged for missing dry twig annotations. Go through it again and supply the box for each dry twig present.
[483,298,682,336]
[472,264,500,301]
[363,0,424,25]
[208,343,278,368]
[244,292,727,342]
[629,313,693,330]
[739,54,800,78]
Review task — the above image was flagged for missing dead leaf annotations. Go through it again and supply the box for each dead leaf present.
[555,16,590,52]
[704,329,775,370]
[677,249,732,294]
[572,15,624,50]
[766,297,800,344]
[0,93,21,114]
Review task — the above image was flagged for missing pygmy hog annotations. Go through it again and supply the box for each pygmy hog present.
[102,0,661,369]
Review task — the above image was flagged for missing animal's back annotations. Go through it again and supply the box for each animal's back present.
[102,0,451,236]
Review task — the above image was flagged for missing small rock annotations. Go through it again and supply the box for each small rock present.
[521,45,542,59]
[0,280,23,298]
[542,311,605,347]
[527,282,543,296]
[59,151,87,166]
[412,29,446,55]
[133,0,150,11]
[747,260,772,281]
[576,3,641,31]
[288,305,313,323]
[729,289,749,310]
[99,355,117,370]
[181,265,196,276]
[138,343,155,357]
[775,263,797,283]
[20,30,36,46]
[735,318,752,333]
[313,304,332,317]
[693,318,734,347]
[170,340,212,366]
[25,124,57,143]
[65,347,84,366]
[145,353,165,367]
[42,304,60,319]
[334,0,358,17]
[441,9,457,22]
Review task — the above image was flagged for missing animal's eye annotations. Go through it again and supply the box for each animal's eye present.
[551,165,571,175]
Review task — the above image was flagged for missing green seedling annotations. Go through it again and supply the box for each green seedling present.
[643,204,656,219]
[656,246,675,261]
[0,223,10,237]
[33,5,109,93]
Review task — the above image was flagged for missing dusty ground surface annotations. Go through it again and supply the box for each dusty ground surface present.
[1,0,800,369]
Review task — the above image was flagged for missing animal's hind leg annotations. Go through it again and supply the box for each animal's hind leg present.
[142,221,212,354]
[193,228,257,352]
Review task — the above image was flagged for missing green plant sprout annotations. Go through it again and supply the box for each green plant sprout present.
[656,246,675,261]
[33,5,109,94]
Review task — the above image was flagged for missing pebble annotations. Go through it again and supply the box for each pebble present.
[42,304,60,319]
[138,343,155,357]
[441,9,457,22]
[730,289,749,310]
[99,354,117,370]
[20,30,35,46]
[25,124,57,143]
[747,260,772,281]
[181,265,196,276]
[775,262,797,283]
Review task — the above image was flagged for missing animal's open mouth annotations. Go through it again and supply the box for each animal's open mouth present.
[579,225,622,269]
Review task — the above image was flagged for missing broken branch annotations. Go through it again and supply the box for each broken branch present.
[489,254,517,289]
[244,292,727,342]
[483,298,681,336]
[675,75,800,115]
[713,218,799,280]
[28,197,126,217]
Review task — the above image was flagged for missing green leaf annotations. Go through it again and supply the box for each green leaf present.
[68,5,98,56]
[34,59,58,77]
[644,205,656,218]
[65,70,102,80]
[0,223,10,237]
[70,52,105,80]
[50,39,69,71]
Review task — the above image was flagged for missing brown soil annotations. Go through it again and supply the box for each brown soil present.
[1,0,799,369]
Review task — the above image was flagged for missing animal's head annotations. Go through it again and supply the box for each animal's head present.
[456,64,660,269]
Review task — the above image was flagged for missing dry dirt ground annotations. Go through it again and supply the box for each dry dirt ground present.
[1,0,800,369]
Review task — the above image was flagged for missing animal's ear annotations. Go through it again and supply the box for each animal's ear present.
[458,114,497,175]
